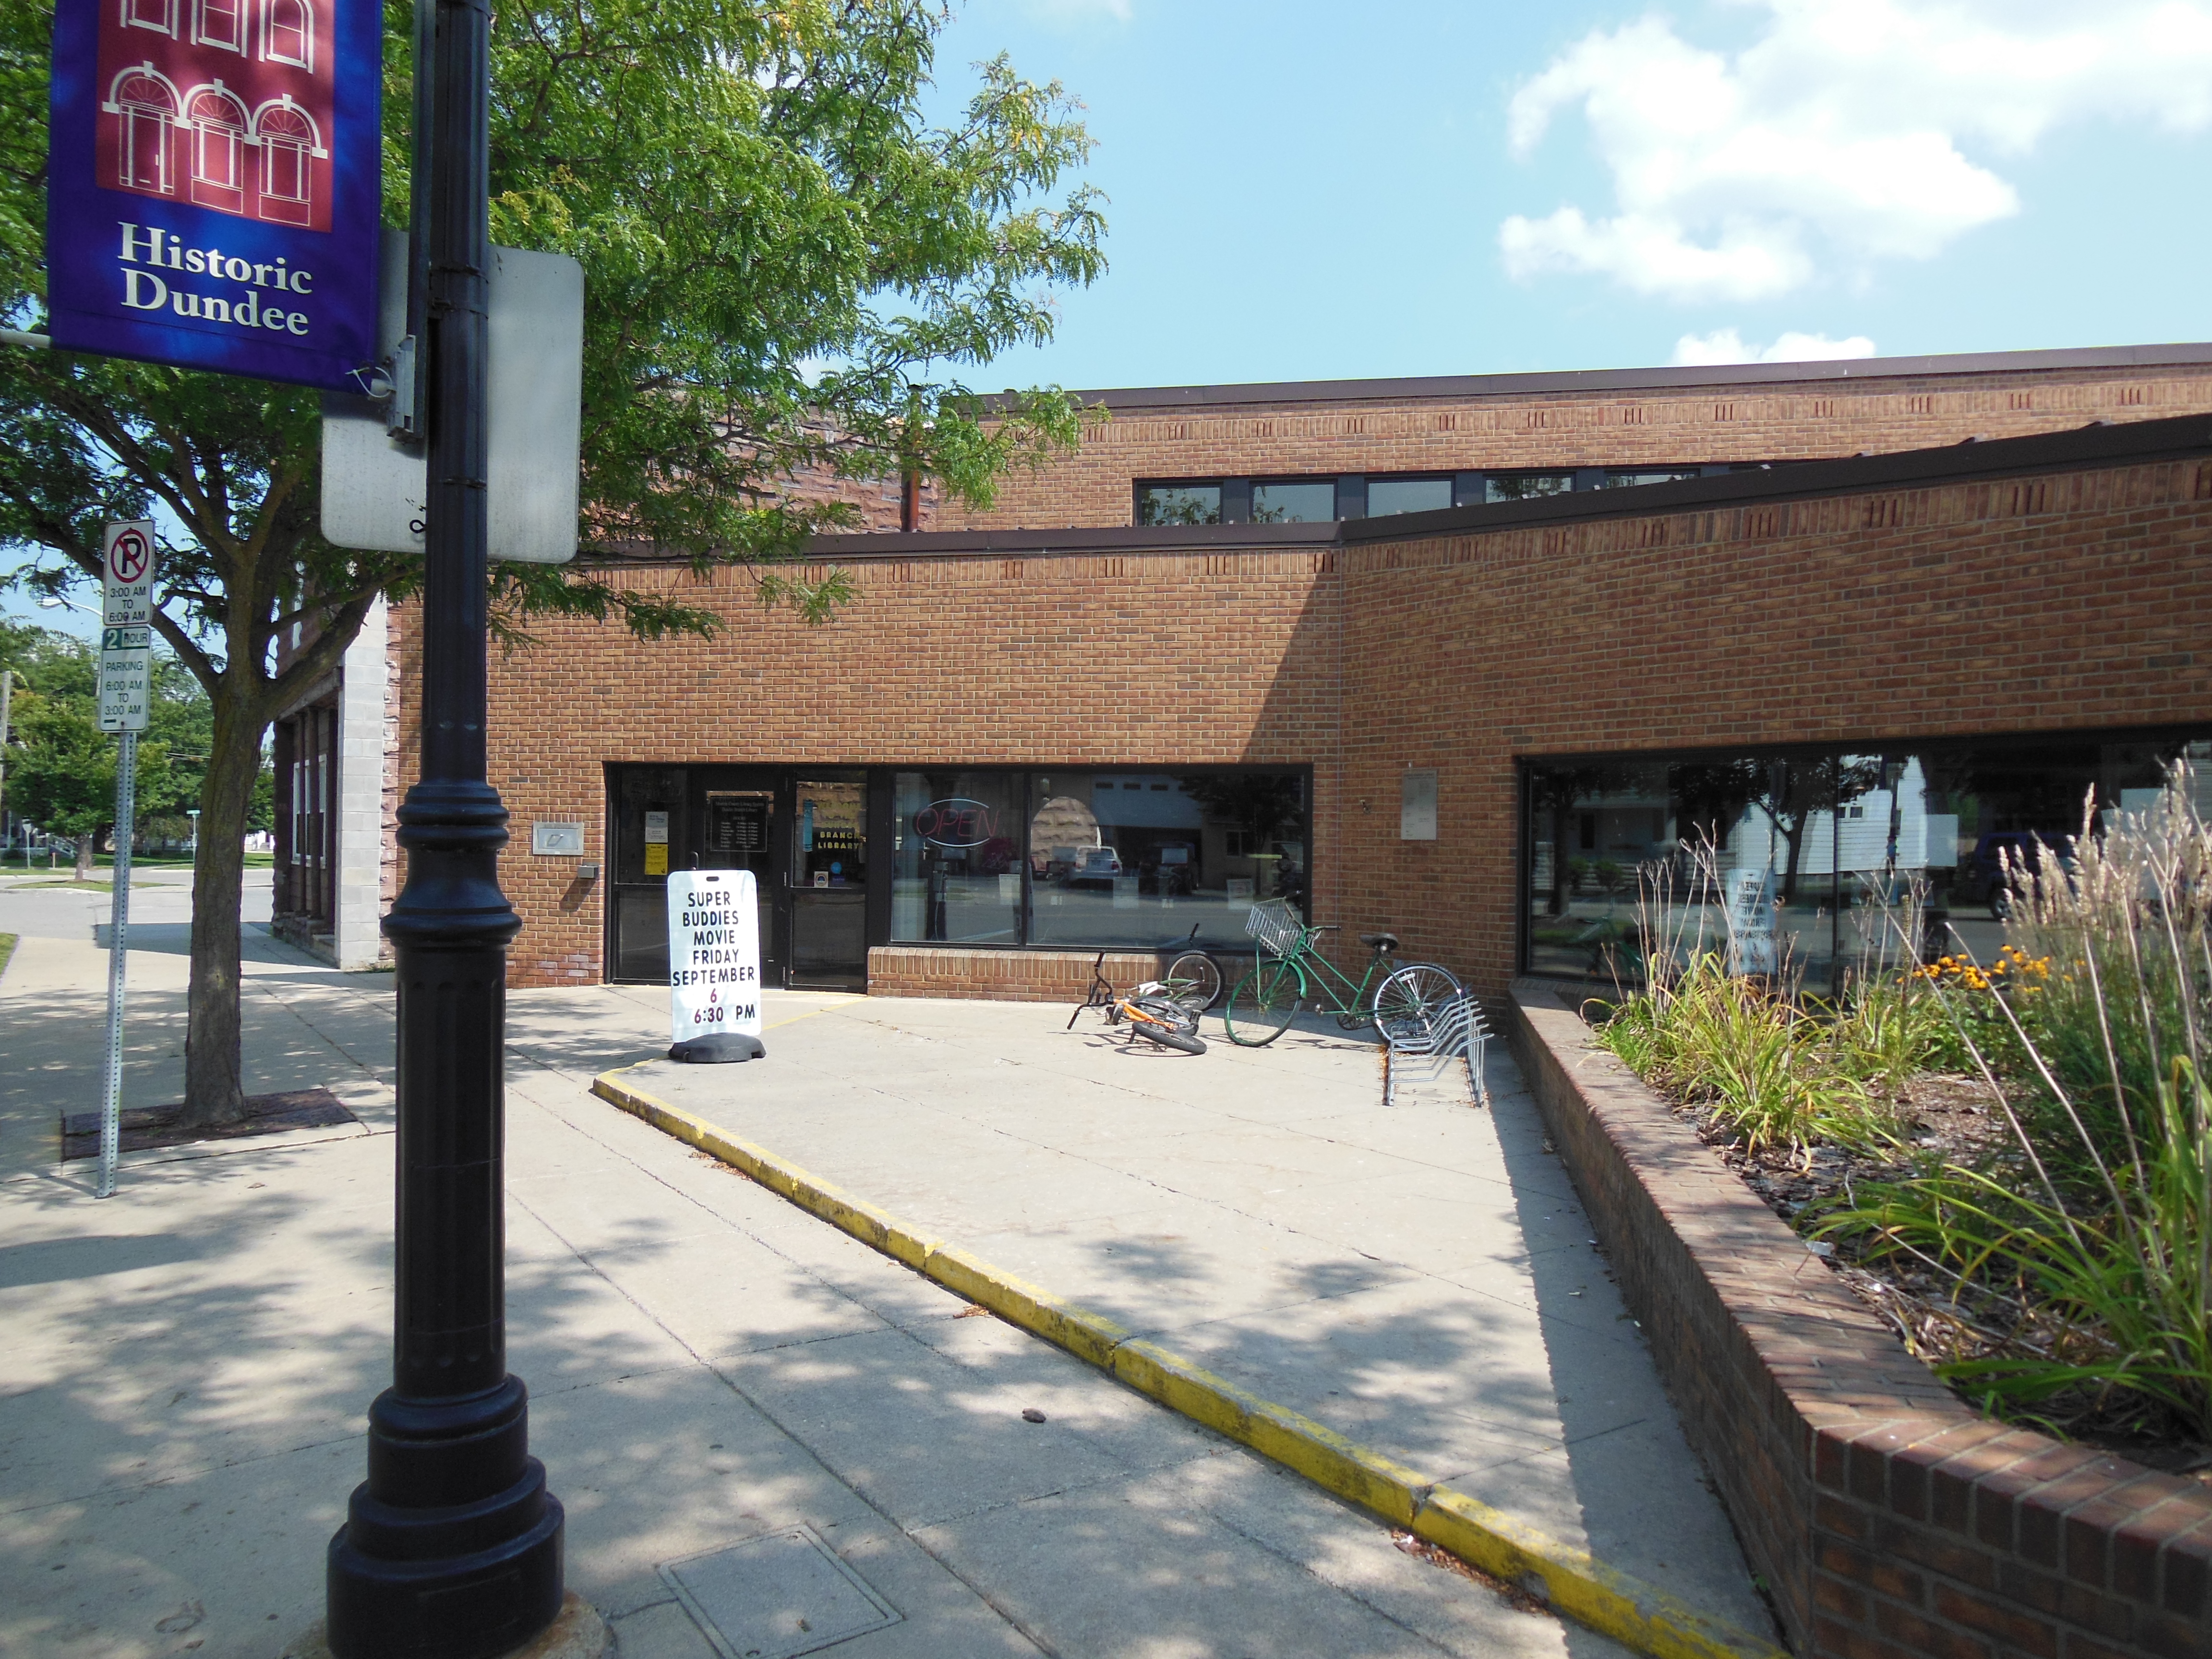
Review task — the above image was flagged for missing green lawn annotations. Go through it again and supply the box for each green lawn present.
[70,851,277,870]
[9,879,161,890]
[0,934,15,979]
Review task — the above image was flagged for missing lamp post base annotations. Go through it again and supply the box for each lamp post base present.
[287,1590,606,1659]
[325,1378,564,1659]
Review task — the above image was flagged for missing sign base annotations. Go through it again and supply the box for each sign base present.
[669,1034,767,1065]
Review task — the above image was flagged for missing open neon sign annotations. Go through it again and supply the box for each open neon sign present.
[912,798,997,849]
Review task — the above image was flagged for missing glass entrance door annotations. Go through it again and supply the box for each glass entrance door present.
[789,774,868,990]
[692,767,786,986]
[606,764,871,988]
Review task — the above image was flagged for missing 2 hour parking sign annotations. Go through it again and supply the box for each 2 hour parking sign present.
[46,0,381,389]
[98,520,156,733]
[666,870,763,1043]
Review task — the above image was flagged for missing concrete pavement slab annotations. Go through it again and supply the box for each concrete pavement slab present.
[4,870,1634,1658]
[619,995,1775,1641]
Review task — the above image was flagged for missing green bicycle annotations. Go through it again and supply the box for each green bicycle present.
[1224,900,1464,1048]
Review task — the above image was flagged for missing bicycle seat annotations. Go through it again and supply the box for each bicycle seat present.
[1359,932,1400,953]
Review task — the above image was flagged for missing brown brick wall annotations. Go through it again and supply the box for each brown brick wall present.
[392,547,1346,987]
[409,449,2210,992]
[1506,984,2212,1659]
[1332,457,2212,994]
[868,946,1180,1003]
[934,365,2212,531]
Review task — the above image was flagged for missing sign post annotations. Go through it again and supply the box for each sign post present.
[92,521,156,1200]
[666,870,766,1063]
[47,0,568,1637]
[320,0,565,1649]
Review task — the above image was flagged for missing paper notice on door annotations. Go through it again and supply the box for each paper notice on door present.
[644,843,669,877]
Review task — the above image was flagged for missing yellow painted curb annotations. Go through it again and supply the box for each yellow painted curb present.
[1111,1339,1430,1528]
[924,1242,1132,1370]
[592,1067,1788,1659]
[1412,1488,1770,1659]
[592,1069,940,1270]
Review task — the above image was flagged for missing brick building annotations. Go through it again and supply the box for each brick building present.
[276,344,2212,997]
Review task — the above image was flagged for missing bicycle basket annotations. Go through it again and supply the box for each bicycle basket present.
[1244,899,1304,959]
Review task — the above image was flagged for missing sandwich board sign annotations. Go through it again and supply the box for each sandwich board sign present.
[666,870,763,1061]
[98,521,156,733]
[47,0,382,390]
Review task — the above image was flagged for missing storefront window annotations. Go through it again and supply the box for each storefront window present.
[892,771,1022,944]
[1523,734,2212,991]
[1028,771,1307,950]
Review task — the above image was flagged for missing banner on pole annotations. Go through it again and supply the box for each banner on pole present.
[47,0,382,391]
[98,521,156,733]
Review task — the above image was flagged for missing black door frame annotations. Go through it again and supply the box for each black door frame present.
[603,763,878,989]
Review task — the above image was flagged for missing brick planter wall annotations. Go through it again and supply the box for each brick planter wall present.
[1504,982,2212,1659]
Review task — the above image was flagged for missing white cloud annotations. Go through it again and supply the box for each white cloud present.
[1501,1,2212,301]
[1671,328,1877,365]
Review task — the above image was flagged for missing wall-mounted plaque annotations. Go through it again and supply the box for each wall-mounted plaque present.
[531,820,586,856]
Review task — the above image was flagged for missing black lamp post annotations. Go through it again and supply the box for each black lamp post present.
[324,0,565,1650]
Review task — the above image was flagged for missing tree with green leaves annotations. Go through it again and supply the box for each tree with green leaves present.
[0,625,210,877]
[0,0,1104,1126]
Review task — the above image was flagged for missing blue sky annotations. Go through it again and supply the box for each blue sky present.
[15,0,2212,637]
[930,0,2212,392]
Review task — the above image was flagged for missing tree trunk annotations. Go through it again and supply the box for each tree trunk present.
[180,697,266,1128]
[74,831,95,882]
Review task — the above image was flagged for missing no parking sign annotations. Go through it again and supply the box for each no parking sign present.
[667,870,763,1052]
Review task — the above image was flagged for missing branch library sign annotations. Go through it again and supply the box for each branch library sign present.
[48,0,380,389]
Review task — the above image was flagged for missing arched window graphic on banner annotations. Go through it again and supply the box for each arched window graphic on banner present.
[184,82,249,212]
[104,65,179,193]
[252,96,321,223]
[262,0,313,68]
[92,0,333,228]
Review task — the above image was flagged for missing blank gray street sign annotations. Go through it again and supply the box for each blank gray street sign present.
[320,228,582,564]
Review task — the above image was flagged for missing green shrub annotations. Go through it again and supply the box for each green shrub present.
[1826,971,1952,1088]
[1596,952,1897,1154]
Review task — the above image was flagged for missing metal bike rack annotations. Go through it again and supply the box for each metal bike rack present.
[1382,994,1491,1108]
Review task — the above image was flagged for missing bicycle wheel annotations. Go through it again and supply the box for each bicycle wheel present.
[1127,994,1199,1034]
[1133,1021,1207,1055]
[1163,950,1224,1011]
[1225,959,1305,1047]
[1372,963,1465,1045]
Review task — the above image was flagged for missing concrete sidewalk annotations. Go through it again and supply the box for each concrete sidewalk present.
[612,999,1772,1638]
[0,889,1654,1659]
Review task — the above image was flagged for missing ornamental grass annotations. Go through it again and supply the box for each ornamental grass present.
[1595,768,2212,1441]
[1827,768,2212,1439]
